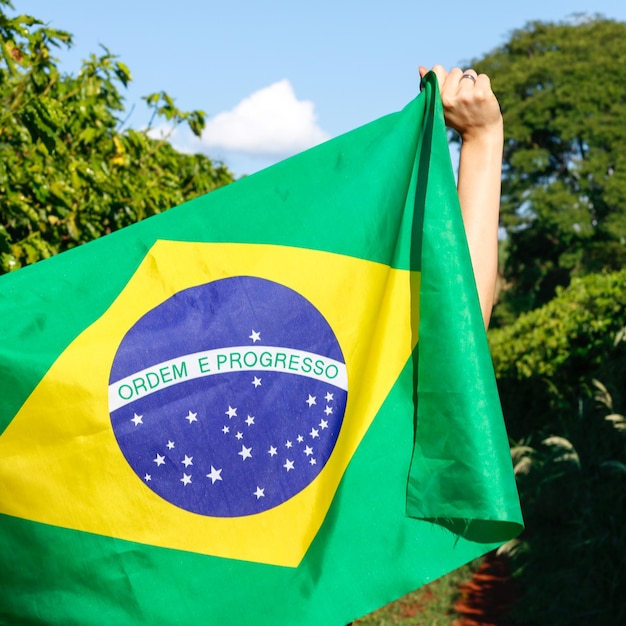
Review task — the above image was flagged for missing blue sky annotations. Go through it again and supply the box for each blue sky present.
[12,0,626,176]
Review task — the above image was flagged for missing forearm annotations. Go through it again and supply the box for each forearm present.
[419,64,504,327]
[456,122,503,328]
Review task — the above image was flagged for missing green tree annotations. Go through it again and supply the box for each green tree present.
[0,1,234,273]
[469,16,626,319]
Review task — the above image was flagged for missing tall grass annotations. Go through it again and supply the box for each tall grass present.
[507,375,626,625]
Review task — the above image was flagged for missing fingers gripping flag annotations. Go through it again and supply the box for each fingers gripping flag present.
[0,73,522,625]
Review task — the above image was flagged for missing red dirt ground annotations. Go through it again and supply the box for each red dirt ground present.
[453,553,518,626]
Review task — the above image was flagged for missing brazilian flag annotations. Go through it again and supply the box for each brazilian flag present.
[0,73,522,625]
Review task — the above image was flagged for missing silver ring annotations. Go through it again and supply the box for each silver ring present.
[461,73,476,83]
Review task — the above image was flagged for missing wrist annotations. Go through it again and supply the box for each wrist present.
[459,118,504,148]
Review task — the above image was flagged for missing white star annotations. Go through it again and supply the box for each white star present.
[236,431,243,440]
[310,458,317,466]
[310,428,319,439]
[222,425,230,434]
[185,410,198,424]
[268,446,278,456]
[253,486,265,499]
[324,406,333,415]
[167,440,175,449]
[297,435,304,443]
[144,473,152,481]
[238,444,252,461]
[180,473,192,486]
[245,415,255,426]
[182,455,193,467]
[153,453,165,466]
[304,445,314,456]
[283,459,295,472]
[285,440,293,449]
[252,376,262,388]
[131,413,143,426]
[319,419,329,430]
[206,466,222,484]
[249,330,261,343]
[225,406,237,419]
[325,392,334,402]
[306,394,316,407]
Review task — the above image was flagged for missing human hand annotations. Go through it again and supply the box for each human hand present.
[419,65,502,143]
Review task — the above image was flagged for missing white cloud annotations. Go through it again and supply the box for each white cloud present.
[200,80,330,158]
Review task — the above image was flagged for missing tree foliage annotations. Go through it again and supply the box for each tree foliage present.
[0,0,234,273]
[470,16,626,317]
[489,268,626,439]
